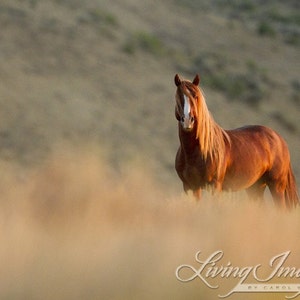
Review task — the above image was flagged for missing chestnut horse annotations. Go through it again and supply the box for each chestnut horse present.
[174,74,299,209]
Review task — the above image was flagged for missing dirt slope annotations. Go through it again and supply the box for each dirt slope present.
[0,0,299,184]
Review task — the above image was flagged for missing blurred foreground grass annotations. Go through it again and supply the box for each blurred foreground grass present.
[0,146,299,299]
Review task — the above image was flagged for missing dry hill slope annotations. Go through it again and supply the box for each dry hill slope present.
[0,0,299,183]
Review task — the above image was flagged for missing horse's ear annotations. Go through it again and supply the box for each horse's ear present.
[192,74,200,86]
[174,74,181,86]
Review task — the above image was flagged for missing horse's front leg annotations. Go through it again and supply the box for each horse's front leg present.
[193,188,202,200]
[212,180,223,196]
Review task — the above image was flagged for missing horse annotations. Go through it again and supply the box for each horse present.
[174,73,299,209]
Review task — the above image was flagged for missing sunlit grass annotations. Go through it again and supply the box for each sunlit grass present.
[0,147,299,299]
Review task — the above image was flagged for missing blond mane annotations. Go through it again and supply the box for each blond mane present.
[180,81,231,176]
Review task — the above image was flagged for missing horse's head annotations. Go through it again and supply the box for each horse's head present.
[174,74,200,131]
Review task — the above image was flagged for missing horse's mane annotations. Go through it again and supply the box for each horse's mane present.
[179,81,231,175]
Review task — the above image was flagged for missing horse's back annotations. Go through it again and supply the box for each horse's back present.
[228,125,288,153]
[223,125,290,190]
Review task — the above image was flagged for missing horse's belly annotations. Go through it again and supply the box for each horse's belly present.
[222,165,266,191]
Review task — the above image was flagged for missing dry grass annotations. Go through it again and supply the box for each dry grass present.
[0,147,299,300]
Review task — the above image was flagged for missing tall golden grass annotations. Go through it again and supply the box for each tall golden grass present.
[0,147,299,299]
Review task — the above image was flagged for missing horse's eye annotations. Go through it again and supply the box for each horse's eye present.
[191,116,194,122]
[181,116,184,122]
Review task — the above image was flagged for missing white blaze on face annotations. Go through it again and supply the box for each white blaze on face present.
[183,94,191,121]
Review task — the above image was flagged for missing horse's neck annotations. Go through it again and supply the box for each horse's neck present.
[179,125,200,157]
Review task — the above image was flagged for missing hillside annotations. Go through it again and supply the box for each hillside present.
[0,0,299,183]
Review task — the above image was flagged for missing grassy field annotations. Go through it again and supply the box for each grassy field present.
[0,148,299,299]
[0,0,299,298]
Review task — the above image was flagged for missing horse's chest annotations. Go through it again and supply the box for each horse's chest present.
[176,148,215,189]
[183,161,212,188]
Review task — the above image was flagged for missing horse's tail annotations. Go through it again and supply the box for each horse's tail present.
[285,164,299,209]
